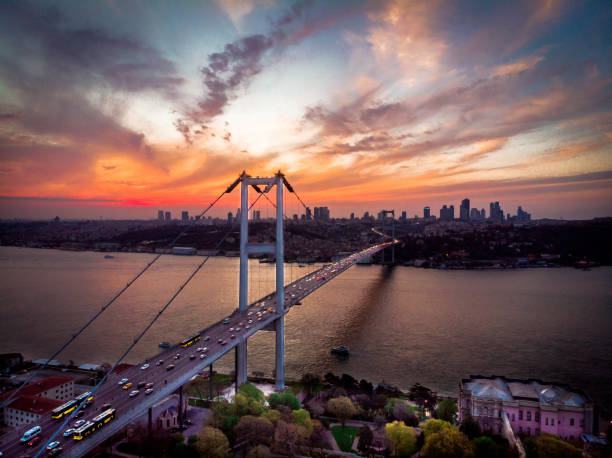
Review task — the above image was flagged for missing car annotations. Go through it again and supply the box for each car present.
[75,410,85,418]
[184,419,193,426]
[74,420,86,428]
[129,390,139,398]
[229,327,234,332]
[137,381,146,388]
[189,354,196,360]
[235,327,241,331]
[166,364,175,371]
[230,334,236,339]
[47,448,63,457]
[63,428,74,438]
[238,322,244,326]
[145,388,154,395]
[245,325,251,329]
[100,403,112,411]
[203,336,210,341]
[217,338,223,343]
[118,378,129,385]
[201,346,208,352]
[220,340,227,345]
[145,382,154,389]
[247,311,253,316]
[27,437,41,447]
[141,363,150,370]
[247,319,253,324]
[199,354,205,359]
[222,318,230,324]
[46,441,60,451]
[122,382,133,390]
[156,360,164,366]
[174,354,180,359]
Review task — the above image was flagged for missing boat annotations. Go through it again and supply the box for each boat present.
[158,342,170,349]
[104,255,115,259]
[331,345,349,356]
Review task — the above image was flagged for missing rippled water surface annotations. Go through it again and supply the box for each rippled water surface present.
[1,247,611,410]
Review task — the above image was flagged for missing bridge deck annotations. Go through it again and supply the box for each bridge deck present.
[1,241,394,458]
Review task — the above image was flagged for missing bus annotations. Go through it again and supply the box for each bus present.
[20,425,42,442]
[180,333,200,347]
[73,408,116,441]
[75,391,94,406]
[51,400,78,419]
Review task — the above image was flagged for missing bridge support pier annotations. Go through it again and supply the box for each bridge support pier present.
[236,341,247,390]
[178,385,183,426]
[209,364,214,399]
[275,173,285,391]
[148,407,152,441]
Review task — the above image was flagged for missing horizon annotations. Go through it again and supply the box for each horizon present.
[1,1,611,220]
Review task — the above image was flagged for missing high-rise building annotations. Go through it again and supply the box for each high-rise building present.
[181,211,189,223]
[424,206,431,219]
[363,211,370,220]
[236,208,241,220]
[440,205,455,221]
[305,207,312,220]
[401,211,407,221]
[228,212,233,224]
[165,211,171,221]
[489,202,504,223]
[470,208,481,220]
[516,206,531,221]
[157,210,164,221]
[252,210,260,221]
[460,198,470,221]
[314,206,329,221]
[480,208,486,219]
[350,212,355,220]
[314,207,320,220]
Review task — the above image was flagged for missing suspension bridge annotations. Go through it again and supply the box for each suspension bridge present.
[0,171,398,458]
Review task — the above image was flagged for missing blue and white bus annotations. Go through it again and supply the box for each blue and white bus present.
[20,425,41,442]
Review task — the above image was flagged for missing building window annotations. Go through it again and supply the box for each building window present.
[535,412,540,422]
[519,426,523,433]
[512,413,515,421]
[498,425,502,433]
[527,427,531,435]
[580,419,584,427]
[527,411,531,421]
[519,410,523,420]
[484,407,488,416]
[545,418,548,426]
[570,418,574,426]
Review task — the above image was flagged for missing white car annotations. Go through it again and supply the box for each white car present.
[74,420,86,428]
[47,441,61,450]
[129,390,140,398]
[63,428,75,437]
[141,363,150,370]
[145,388,154,395]
[118,378,129,385]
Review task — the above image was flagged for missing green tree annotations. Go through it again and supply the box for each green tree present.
[436,399,458,423]
[261,408,281,425]
[532,433,581,458]
[357,424,374,454]
[459,415,482,440]
[472,436,499,458]
[301,373,323,398]
[423,419,455,439]
[422,427,473,458]
[238,383,265,402]
[268,391,301,410]
[385,420,417,457]
[233,392,265,416]
[327,396,357,429]
[195,427,229,458]
[292,408,314,435]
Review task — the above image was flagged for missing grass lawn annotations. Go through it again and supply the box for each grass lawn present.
[185,373,233,398]
[331,425,360,453]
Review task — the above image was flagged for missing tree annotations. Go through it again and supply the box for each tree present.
[301,373,323,399]
[459,415,482,440]
[261,409,281,425]
[531,433,581,458]
[422,427,473,458]
[472,436,499,458]
[374,413,387,431]
[234,415,274,448]
[292,409,314,436]
[423,419,454,439]
[405,412,419,427]
[325,372,340,385]
[357,424,374,454]
[385,421,417,457]
[268,391,300,411]
[409,383,437,412]
[273,420,299,456]
[195,427,229,458]
[359,379,374,395]
[340,373,358,391]
[436,399,458,423]
[233,392,265,417]
[246,444,271,458]
[326,396,357,429]
[238,383,265,402]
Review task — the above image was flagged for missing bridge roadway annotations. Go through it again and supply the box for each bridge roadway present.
[0,241,393,458]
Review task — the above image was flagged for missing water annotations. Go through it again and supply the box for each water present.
[1,247,611,411]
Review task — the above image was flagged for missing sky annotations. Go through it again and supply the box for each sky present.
[0,0,611,220]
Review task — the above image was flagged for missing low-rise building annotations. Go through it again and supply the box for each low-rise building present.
[4,395,63,427]
[459,375,594,442]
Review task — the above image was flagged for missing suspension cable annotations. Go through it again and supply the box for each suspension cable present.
[35,191,266,457]
[2,177,237,411]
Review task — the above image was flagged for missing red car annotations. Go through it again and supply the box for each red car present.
[27,436,41,447]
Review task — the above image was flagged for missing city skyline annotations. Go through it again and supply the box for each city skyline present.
[1,0,611,220]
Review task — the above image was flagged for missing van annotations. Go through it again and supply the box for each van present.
[20,425,41,442]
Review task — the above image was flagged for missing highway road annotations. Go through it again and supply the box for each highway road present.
[0,241,394,457]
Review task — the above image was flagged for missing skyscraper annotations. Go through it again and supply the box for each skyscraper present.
[460,198,470,221]
[165,211,171,221]
[228,212,233,224]
[181,211,189,223]
[401,211,407,221]
[424,206,430,219]
[157,210,164,221]
[489,202,503,223]
[305,207,312,220]
[440,205,455,221]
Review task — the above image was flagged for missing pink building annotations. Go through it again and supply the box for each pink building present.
[459,375,594,442]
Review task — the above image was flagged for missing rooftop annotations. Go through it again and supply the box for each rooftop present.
[0,375,73,404]
[6,395,63,415]
[462,375,587,407]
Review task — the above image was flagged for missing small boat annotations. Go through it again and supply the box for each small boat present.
[104,255,115,259]
[158,342,170,349]
[294,301,302,306]
[331,345,349,356]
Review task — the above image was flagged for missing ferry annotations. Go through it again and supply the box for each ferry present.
[331,345,350,356]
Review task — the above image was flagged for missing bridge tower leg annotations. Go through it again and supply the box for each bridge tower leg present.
[381,210,395,264]
[178,385,183,427]
[236,175,249,387]
[275,173,285,391]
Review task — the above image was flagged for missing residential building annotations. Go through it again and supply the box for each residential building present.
[4,395,63,427]
[459,375,594,441]
[440,204,455,221]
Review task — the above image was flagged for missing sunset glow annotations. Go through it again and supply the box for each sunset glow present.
[0,0,611,219]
